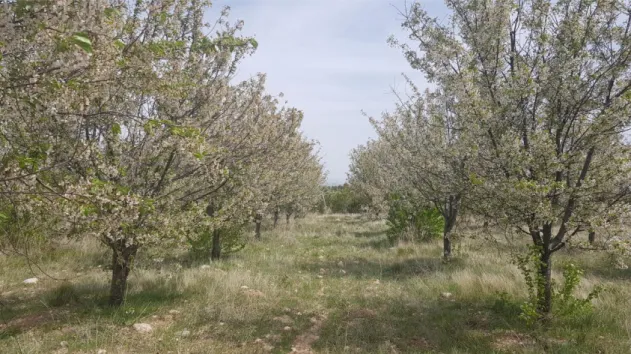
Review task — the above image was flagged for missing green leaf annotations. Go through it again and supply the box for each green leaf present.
[71,32,93,53]
[469,172,484,186]
[81,205,98,216]
[112,123,121,135]
[15,0,33,17]
[104,7,120,19]
[250,38,259,49]
[114,39,125,50]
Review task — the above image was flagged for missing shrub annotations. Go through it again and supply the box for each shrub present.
[47,282,81,307]
[0,205,52,253]
[386,193,444,244]
[321,185,371,214]
[514,247,603,324]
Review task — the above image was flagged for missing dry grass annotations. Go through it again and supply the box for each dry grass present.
[1,214,630,353]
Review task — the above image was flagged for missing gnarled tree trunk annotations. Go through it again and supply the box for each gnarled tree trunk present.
[441,195,460,261]
[537,246,553,315]
[588,230,596,244]
[254,213,262,239]
[109,240,138,307]
[211,229,221,261]
[531,224,560,318]
[273,210,279,228]
[443,222,453,260]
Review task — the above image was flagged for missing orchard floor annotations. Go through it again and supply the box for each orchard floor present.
[1,214,630,353]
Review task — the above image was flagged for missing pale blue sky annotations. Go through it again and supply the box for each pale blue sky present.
[211,0,447,184]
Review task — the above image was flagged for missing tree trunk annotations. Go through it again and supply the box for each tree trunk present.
[442,195,460,261]
[537,248,553,316]
[443,221,454,260]
[588,230,596,244]
[443,230,452,259]
[273,210,279,228]
[211,229,221,261]
[109,242,137,307]
[254,213,262,239]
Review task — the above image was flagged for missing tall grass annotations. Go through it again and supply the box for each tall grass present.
[0,214,629,353]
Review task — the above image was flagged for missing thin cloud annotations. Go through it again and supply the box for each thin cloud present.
[209,0,445,184]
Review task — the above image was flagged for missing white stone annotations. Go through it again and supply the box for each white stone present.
[23,277,38,284]
[176,329,190,338]
[440,292,453,299]
[132,323,153,333]
[97,350,107,354]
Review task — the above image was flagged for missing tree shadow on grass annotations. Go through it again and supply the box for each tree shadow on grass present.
[353,230,386,239]
[311,293,575,353]
[360,237,393,249]
[553,249,631,281]
[351,231,394,250]
[573,257,631,281]
[0,276,184,339]
[181,282,606,354]
[588,266,631,280]
[320,215,379,226]
[134,247,238,271]
[298,257,462,280]
[184,286,528,353]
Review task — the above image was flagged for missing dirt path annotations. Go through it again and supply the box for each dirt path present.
[290,313,328,354]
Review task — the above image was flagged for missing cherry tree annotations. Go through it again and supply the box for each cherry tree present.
[0,0,259,305]
[399,0,631,315]
[368,88,474,259]
[347,140,394,218]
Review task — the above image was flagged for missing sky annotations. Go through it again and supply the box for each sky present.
[210,0,447,185]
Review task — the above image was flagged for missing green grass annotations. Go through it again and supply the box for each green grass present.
[0,214,630,353]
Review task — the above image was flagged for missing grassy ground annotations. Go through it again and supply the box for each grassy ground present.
[1,214,630,353]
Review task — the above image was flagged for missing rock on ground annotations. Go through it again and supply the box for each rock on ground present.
[23,278,38,284]
[176,329,190,337]
[132,323,153,333]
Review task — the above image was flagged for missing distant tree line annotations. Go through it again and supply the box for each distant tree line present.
[314,184,372,214]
